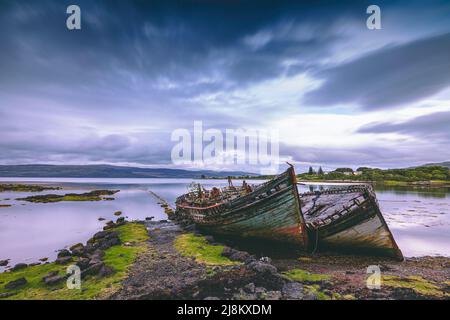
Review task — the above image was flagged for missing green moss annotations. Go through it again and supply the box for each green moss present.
[303,285,345,300]
[382,180,409,186]
[16,190,119,203]
[0,222,148,300]
[0,184,61,192]
[382,275,448,298]
[174,233,238,266]
[114,223,148,243]
[298,257,312,262]
[282,269,332,283]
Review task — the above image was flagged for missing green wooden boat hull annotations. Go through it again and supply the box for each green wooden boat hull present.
[175,167,403,260]
[175,166,308,248]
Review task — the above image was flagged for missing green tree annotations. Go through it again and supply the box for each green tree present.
[318,167,324,175]
[335,167,353,173]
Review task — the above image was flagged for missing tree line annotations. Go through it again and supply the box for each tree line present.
[298,165,450,182]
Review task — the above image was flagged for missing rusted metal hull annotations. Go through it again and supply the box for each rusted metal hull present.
[175,167,309,248]
[302,185,403,260]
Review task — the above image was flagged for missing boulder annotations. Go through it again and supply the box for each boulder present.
[114,211,122,216]
[107,231,119,239]
[282,282,304,300]
[81,262,104,278]
[5,277,27,290]
[76,257,91,270]
[93,230,109,240]
[11,263,28,271]
[69,243,84,251]
[222,247,253,262]
[0,259,9,267]
[98,265,114,278]
[57,249,71,258]
[265,290,282,300]
[116,217,125,225]
[98,217,106,221]
[90,249,105,260]
[244,282,256,293]
[98,236,121,250]
[247,261,284,289]
[145,216,154,221]
[85,242,100,253]
[43,275,65,286]
[43,271,65,286]
[55,256,73,265]
[254,287,267,299]
[103,221,115,230]
[70,243,85,256]
[247,261,277,275]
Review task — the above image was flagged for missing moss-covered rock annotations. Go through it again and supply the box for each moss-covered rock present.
[382,275,449,298]
[282,269,332,283]
[0,222,148,300]
[174,233,239,266]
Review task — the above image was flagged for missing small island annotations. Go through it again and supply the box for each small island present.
[0,184,61,193]
[16,190,120,203]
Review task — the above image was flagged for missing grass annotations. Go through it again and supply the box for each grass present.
[382,275,448,298]
[0,222,148,300]
[174,233,238,266]
[282,269,332,283]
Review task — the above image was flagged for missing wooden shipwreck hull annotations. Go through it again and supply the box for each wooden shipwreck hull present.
[174,166,403,260]
[175,166,309,248]
[302,185,403,260]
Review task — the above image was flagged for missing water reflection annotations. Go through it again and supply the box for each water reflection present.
[0,178,449,270]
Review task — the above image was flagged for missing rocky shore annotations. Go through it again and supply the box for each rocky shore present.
[111,219,450,300]
[110,220,301,300]
[1,216,449,300]
[0,216,147,299]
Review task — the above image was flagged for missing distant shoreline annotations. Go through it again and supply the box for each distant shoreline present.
[297,179,450,188]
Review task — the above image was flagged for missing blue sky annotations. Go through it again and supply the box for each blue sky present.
[1,0,450,173]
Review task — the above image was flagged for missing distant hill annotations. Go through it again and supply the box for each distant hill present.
[0,164,257,178]
[421,161,450,169]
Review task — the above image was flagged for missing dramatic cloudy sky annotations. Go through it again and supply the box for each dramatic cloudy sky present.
[1,0,450,173]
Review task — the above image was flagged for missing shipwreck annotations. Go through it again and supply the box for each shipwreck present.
[174,165,403,260]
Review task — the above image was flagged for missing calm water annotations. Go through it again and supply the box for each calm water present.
[0,178,449,270]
